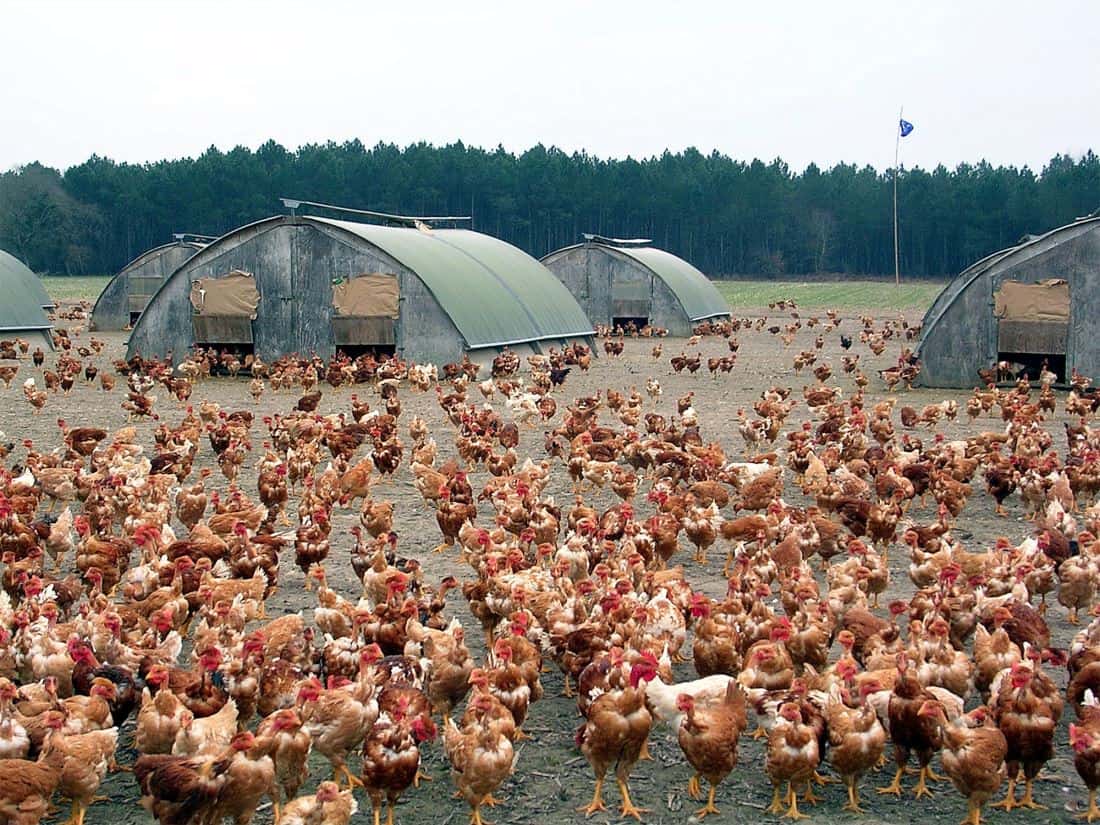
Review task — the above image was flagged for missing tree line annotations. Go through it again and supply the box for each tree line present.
[0,140,1097,278]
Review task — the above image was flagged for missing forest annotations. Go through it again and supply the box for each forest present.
[0,140,1097,278]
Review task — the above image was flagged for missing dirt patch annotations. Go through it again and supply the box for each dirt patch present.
[1,304,1087,824]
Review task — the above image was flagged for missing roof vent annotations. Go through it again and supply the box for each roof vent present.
[583,233,651,247]
[280,198,470,228]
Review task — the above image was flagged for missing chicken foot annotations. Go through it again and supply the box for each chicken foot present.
[694,783,720,819]
[989,777,1017,811]
[842,778,866,814]
[784,782,810,820]
[1080,788,1100,822]
[577,777,607,816]
[1016,778,1046,810]
[876,766,905,796]
[913,765,935,799]
[616,778,648,821]
[332,764,363,788]
[561,674,574,697]
[767,784,787,814]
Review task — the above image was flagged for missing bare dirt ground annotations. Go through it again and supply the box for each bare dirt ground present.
[1,302,1088,825]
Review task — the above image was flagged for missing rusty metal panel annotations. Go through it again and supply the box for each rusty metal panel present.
[998,320,1067,354]
[332,317,395,345]
[192,315,254,344]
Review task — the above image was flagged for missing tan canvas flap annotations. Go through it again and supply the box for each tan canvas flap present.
[332,274,399,318]
[994,279,1069,322]
[190,271,260,318]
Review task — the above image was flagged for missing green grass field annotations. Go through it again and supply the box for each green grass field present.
[714,279,943,311]
[38,275,944,314]
[41,275,112,303]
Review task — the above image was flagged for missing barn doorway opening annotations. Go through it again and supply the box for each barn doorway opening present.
[996,351,1066,383]
[336,344,396,359]
[612,316,650,334]
[994,279,1069,384]
[190,271,260,361]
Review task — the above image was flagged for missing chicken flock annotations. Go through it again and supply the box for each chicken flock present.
[0,300,1098,825]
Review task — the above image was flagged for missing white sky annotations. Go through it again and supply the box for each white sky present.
[3,0,1098,173]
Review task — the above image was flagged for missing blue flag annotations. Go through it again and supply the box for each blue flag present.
[899,119,914,137]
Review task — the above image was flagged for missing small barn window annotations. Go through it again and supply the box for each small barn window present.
[190,270,260,358]
[994,279,1069,382]
[332,273,398,356]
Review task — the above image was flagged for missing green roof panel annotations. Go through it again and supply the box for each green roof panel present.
[314,218,594,348]
[611,245,730,321]
[0,249,54,332]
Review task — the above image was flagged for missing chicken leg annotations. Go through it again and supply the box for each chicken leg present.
[961,797,983,825]
[577,777,606,816]
[913,766,935,799]
[877,767,905,796]
[617,778,648,821]
[767,783,787,814]
[1017,778,1046,810]
[63,804,87,825]
[561,674,574,698]
[694,783,720,819]
[1081,787,1100,822]
[990,777,1017,811]
[784,783,810,820]
[686,773,702,799]
[842,778,866,814]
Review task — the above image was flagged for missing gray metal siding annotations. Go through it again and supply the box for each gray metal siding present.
[91,243,202,331]
[128,219,466,365]
[918,219,1100,388]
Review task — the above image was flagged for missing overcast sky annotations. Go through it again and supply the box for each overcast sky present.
[3,0,1098,174]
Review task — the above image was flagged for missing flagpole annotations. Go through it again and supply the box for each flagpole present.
[893,106,903,289]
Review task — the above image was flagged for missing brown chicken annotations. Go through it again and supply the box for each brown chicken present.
[576,659,656,820]
[765,702,821,820]
[877,653,944,798]
[132,749,234,825]
[278,781,357,825]
[444,693,515,825]
[0,722,67,825]
[920,703,1007,825]
[362,695,435,825]
[675,681,747,818]
[826,682,887,813]
[254,708,311,820]
[210,730,275,825]
[991,661,1063,811]
[1070,709,1100,823]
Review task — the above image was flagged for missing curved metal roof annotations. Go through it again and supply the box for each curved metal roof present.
[918,216,1100,354]
[135,216,594,351]
[311,217,595,347]
[544,242,730,321]
[0,249,54,310]
[117,239,207,277]
[91,239,207,321]
[0,250,54,333]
